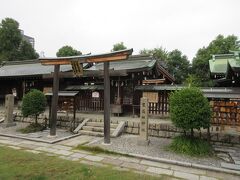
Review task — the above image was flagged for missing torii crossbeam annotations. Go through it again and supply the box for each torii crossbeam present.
[39,49,133,144]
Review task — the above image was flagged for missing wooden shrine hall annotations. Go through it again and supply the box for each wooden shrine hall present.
[0,54,175,116]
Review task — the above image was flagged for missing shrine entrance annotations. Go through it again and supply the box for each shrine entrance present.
[39,49,133,144]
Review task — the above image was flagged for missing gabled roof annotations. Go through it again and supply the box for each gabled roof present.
[0,55,175,83]
[209,52,240,75]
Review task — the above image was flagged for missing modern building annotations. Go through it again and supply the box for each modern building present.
[20,30,35,48]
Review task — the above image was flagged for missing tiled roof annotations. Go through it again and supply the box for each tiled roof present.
[0,60,86,77]
[86,55,156,72]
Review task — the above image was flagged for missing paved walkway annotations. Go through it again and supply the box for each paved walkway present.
[0,135,239,180]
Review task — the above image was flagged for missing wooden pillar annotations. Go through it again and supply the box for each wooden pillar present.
[48,96,52,128]
[104,62,110,144]
[50,64,60,136]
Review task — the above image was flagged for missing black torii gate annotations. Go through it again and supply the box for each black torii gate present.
[39,49,133,144]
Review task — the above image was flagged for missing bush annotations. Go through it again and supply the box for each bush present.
[18,123,45,134]
[169,87,211,137]
[169,136,213,156]
[22,89,47,124]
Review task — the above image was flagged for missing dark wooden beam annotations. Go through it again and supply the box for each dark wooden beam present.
[104,62,110,144]
[39,49,133,65]
[50,64,60,136]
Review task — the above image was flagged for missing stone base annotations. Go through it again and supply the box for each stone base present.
[1,122,16,128]
[137,139,150,146]
[102,142,112,146]
[47,134,58,138]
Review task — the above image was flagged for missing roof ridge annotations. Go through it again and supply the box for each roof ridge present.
[3,59,40,66]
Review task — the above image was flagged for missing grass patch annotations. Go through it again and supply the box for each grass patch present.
[18,123,45,133]
[168,135,213,157]
[75,145,132,157]
[0,146,168,180]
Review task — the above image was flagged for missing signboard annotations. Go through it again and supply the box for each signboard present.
[140,97,149,141]
[143,92,158,103]
[92,91,100,98]
[43,87,52,93]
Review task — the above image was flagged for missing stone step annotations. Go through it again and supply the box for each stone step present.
[73,118,90,134]
[0,117,4,123]
[90,119,119,124]
[79,130,104,137]
[82,126,115,133]
[112,121,126,137]
[86,122,118,128]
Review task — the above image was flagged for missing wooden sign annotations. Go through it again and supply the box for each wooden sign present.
[143,92,158,103]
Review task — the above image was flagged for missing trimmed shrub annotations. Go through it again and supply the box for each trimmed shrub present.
[22,89,47,124]
[169,87,211,137]
[18,123,45,134]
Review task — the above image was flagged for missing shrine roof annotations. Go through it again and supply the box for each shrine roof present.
[135,85,240,99]
[86,55,156,72]
[0,60,87,77]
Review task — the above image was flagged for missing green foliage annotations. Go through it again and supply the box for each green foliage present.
[21,89,47,124]
[0,17,38,62]
[192,34,238,86]
[167,49,190,84]
[170,87,211,134]
[169,136,213,156]
[184,74,201,87]
[140,47,168,61]
[112,42,127,51]
[0,18,22,62]
[56,45,82,57]
[18,40,39,60]
[18,123,45,133]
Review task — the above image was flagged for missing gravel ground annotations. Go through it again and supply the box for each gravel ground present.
[0,122,73,141]
[89,134,223,168]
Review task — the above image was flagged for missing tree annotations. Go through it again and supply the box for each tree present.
[56,45,82,57]
[112,42,127,51]
[22,89,47,124]
[192,34,238,86]
[18,40,39,60]
[0,17,39,62]
[0,18,22,62]
[140,47,168,61]
[184,74,201,87]
[167,49,190,84]
[170,87,211,138]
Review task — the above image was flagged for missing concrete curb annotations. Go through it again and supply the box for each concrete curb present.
[0,133,81,144]
[128,153,240,176]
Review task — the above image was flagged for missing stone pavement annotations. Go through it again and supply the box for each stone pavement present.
[0,136,239,180]
[214,144,240,171]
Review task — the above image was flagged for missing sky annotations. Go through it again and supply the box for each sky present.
[0,0,240,60]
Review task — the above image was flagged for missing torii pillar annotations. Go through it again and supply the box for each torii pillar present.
[39,49,133,144]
